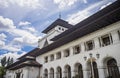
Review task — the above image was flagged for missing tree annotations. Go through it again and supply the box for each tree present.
[0,66,5,78]
[0,56,14,78]
[1,56,7,67]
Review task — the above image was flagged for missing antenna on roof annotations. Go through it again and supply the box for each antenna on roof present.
[59,12,61,19]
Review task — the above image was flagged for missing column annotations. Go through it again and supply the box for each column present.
[54,69,57,78]
[71,66,75,78]
[61,50,64,58]
[62,68,65,78]
[94,37,100,49]
[116,59,120,72]
[69,47,74,56]
[81,42,85,53]
[83,65,89,78]
[111,31,120,44]
[97,61,106,78]
[48,70,50,78]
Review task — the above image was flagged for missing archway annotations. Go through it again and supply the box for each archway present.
[50,68,54,78]
[107,58,119,78]
[74,63,83,78]
[64,65,71,78]
[44,69,48,78]
[56,66,62,78]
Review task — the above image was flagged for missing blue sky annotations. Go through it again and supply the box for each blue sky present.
[0,0,116,60]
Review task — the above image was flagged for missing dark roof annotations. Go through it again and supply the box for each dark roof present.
[33,0,120,57]
[6,57,42,70]
[9,60,41,70]
[52,0,120,41]
[42,18,73,34]
[18,48,40,60]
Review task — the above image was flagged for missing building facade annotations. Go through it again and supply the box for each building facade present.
[6,1,120,78]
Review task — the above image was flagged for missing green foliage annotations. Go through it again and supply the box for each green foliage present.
[1,56,7,67]
[0,56,14,78]
[0,66,6,78]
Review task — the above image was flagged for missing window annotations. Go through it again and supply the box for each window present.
[50,54,54,61]
[44,56,48,63]
[62,28,64,31]
[100,34,113,47]
[64,49,70,57]
[59,27,61,30]
[56,52,61,59]
[73,45,81,54]
[85,40,94,51]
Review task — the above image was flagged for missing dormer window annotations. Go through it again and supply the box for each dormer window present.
[64,49,70,57]
[44,56,48,63]
[62,28,64,31]
[50,54,54,61]
[73,45,81,54]
[100,34,113,47]
[85,40,94,51]
[59,27,61,30]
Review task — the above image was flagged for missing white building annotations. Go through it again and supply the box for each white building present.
[6,1,120,78]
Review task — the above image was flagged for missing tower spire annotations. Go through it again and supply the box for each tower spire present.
[59,12,61,19]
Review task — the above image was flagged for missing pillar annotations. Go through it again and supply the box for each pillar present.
[94,37,100,49]
[82,65,89,78]
[71,66,75,78]
[69,47,74,56]
[111,31,120,44]
[81,42,85,53]
[97,61,106,78]
[54,68,57,78]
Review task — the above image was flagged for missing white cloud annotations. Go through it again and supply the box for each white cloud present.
[53,0,77,9]
[0,16,16,30]
[0,33,7,41]
[0,40,5,47]
[83,0,87,3]
[25,27,36,33]
[53,0,87,9]
[18,21,31,26]
[67,10,90,25]
[2,45,21,52]
[0,33,7,47]
[67,1,107,25]
[0,16,41,53]
[0,52,27,62]
[0,0,42,9]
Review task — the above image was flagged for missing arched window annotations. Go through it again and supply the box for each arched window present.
[74,63,83,78]
[50,68,54,78]
[44,69,48,78]
[92,62,99,78]
[56,67,62,78]
[65,65,71,78]
[107,59,119,78]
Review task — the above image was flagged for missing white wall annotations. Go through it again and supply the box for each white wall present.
[38,25,68,49]
[36,21,120,78]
